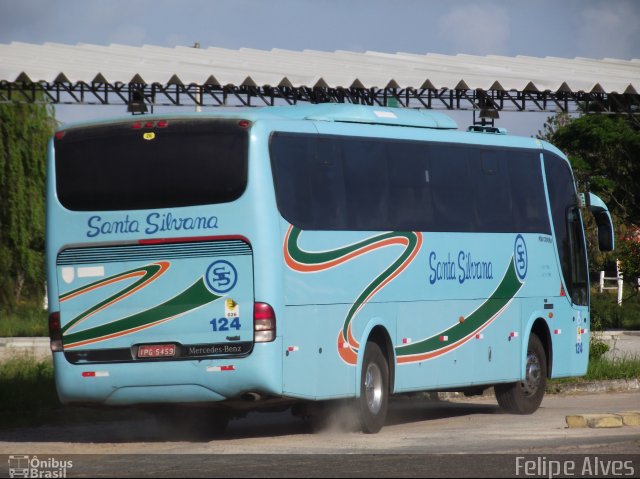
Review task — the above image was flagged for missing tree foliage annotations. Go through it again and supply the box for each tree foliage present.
[0,101,55,308]
[544,114,640,225]
[617,235,640,281]
[539,112,640,276]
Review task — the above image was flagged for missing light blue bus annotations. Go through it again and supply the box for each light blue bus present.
[46,104,614,434]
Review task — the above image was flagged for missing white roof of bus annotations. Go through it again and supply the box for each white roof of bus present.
[1,42,638,94]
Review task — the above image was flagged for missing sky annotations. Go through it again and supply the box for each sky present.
[1,0,639,135]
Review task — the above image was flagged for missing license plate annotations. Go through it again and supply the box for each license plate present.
[137,344,176,358]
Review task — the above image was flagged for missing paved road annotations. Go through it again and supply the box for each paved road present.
[603,331,640,361]
[1,392,638,454]
[2,392,639,476]
[1,337,639,477]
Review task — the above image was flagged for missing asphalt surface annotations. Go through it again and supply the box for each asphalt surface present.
[1,392,639,477]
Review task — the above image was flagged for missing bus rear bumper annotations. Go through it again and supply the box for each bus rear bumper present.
[53,339,283,406]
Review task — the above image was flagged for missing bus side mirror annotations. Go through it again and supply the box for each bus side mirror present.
[584,192,614,252]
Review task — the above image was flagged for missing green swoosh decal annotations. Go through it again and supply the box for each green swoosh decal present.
[63,278,220,348]
[285,226,423,364]
[61,262,168,334]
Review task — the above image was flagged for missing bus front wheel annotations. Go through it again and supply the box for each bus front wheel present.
[495,333,547,414]
[357,341,389,433]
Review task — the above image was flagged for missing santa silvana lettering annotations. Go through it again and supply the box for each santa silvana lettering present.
[86,213,218,238]
[429,250,493,285]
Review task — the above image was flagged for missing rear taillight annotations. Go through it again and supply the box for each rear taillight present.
[49,312,62,352]
[254,302,276,343]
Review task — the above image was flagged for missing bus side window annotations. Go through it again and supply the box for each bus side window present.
[341,139,389,230]
[387,141,433,231]
[508,152,551,234]
[270,134,315,228]
[474,150,512,232]
[313,138,347,230]
[430,144,475,232]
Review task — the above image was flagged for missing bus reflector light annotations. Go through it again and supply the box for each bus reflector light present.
[254,302,276,343]
[238,120,251,128]
[439,335,448,342]
[82,371,109,378]
[55,131,66,140]
[131,122,142,129]
[554,329,562,335]
[548,312,554,319]
[509,331,518,338]
[402,338,412,344]
[207,365,235,372]
[287,346,299,352]
[144,121,154,128]
[475,333,484,340]
[156,120,168,128]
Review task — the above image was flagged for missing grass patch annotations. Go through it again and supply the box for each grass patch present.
[0,303,48,337]
[0,356,144,428]
[0,356,59,427]
[583,355,640,381]
[548,355,640,390]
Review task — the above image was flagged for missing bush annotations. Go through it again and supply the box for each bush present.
[617,235,640,281]
[589,340,610,360]
[590,289,640,330]
[0,302,48,337]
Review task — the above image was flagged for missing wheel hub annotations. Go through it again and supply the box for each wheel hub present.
[521,351,542,396]
[365,362,383,414]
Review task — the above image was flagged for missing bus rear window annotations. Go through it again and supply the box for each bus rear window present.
[54,119,248,211]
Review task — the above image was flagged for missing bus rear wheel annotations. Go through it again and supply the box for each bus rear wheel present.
[357,341,389,433]
[495,334,547,414]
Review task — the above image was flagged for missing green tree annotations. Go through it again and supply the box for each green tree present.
[544,114,640,225]
[538,113,640,275]
[0,100,55,308]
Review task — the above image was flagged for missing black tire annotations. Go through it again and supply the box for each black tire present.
[495,334,547,414]
[357,341,389,434]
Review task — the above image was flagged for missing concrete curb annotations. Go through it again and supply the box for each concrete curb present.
[566,411,640,428]
[0,337,50,362]
[434,378,640,400]
[599,330,640,340]
[547,378,640,395]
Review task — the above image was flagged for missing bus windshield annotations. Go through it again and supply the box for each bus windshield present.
[54,118,248,211]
